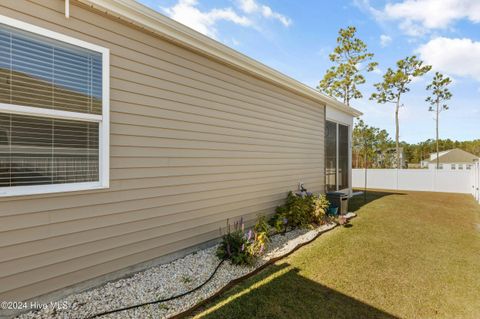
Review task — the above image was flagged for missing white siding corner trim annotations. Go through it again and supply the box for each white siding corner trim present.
[0,14,110,197]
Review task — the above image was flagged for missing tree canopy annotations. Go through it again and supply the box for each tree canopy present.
[370,56,431,168]
[426,72,453,169]
[318,26,377,106]
[352,119,393,168]
[352,120,480,168]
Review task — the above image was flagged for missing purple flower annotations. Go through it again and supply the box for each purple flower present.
[241,243,245,251]
[283,218,288,224]
[247,229,253,241]
[259,244,264,254]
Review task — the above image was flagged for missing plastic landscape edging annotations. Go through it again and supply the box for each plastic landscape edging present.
[171,213,357,319]
[87,213,356,318]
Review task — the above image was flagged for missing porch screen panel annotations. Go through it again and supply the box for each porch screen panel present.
[325,121,337,192]
[338,124,349,190]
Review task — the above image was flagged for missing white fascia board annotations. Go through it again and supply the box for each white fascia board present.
[76,0,362,117]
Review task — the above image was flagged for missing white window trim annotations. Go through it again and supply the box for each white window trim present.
[0,14,109,197]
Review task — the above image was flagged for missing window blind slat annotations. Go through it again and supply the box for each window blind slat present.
[0,24,102,115]
[0,22,104,190]
[0,113,99,187]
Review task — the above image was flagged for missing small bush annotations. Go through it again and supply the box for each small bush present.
[309,193,330,225]
[217,188,330,266]
[271,191,330,230]
[250,216,270,255]
[216,217,270,266]
[270,206,289,233]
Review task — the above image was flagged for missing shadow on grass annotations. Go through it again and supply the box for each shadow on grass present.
[349,189,406,212]
[193,263,398,319]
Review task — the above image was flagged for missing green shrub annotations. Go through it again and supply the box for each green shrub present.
[216,217,270,266]
[270,206,289,233]
[272,191,330,230]
[250,216,270,255]
[216,189,330,266]
[309,193,330,225]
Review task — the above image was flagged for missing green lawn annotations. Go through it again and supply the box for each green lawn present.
[192,190,480,319]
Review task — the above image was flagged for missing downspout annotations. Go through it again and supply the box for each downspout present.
[65,0,70,18]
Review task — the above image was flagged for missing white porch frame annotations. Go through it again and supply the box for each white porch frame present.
[326,105,354,195]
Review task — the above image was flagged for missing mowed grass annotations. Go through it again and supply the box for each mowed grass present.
[191,190,480,319]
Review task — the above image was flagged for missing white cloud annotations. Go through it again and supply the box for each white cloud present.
[162,0,251,38]
[384,0,480,28]
[238,0,258,13]
[356,0,480,36]
[162,0,291,39]
[417,37,480,81]
[398,19,428,37]
[386,0,480,36]
[352,0,383,19]
[237,0,292,27]
[380,34,392,47]
[231,38,241,46]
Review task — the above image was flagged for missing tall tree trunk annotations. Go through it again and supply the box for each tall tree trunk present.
[344,85,350,107]
[436,101,440,169]
[364,144,368,202]
[395,100,400,169]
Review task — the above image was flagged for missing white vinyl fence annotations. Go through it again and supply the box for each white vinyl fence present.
[474,162,480,202]
[353,165,480,203]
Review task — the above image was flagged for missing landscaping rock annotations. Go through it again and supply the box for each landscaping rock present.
[16,215,356,319]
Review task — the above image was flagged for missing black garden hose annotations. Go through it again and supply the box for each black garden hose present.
[86,259,225,319]
[85,218,354,319]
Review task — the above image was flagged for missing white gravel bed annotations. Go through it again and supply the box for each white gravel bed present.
[16,213,356,319]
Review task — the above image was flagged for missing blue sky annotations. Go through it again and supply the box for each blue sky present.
[137,0,480,143]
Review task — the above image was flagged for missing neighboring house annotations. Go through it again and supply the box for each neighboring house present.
[0,0,360,315]
[374,147,406,169]
[421,149,479,170]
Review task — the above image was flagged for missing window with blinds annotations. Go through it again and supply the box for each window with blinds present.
[0,16,109,196]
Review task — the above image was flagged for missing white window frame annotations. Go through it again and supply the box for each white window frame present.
[0,15,109,197]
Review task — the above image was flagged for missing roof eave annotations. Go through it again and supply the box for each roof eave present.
[325,97,363,117]
[76,0,362,117]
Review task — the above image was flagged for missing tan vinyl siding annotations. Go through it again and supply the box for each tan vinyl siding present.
[0,0,325,303]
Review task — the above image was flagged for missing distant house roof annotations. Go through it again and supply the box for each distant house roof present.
[428,149,479,164]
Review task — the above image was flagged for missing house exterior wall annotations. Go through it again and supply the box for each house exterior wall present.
[0,0,326,307]
[427,162,475,170]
